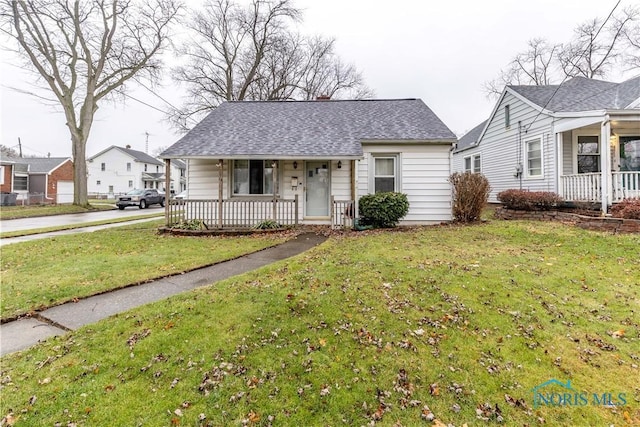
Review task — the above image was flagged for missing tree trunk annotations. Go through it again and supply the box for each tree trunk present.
[71,132,89,207]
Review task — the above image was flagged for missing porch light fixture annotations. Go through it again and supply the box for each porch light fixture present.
[216,160,223,168]
[293,161,298,169]
[337,160,342,169]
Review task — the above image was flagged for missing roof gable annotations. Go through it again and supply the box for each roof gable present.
[508,76,640,112]
[162,99,456,158]
[89,145,163,166]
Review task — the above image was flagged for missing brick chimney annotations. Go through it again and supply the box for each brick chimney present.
[316,95,331,100]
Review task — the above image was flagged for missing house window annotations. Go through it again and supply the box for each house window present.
[577,135,600,173]
[14,175,28,191]
[96,180,101,185]
[144,164,148,172]
[128,180,133,188]
[505,105,510,128]
[126,162,131,172]
[108,185,114,193]
[101,162,106,171]
[525,136,543,178]
[620,136,640,172]
[0,166,4,185]
[464,154,481,173]
[156,165,159,172]
[233,160,276,195]
[373,156,397,193]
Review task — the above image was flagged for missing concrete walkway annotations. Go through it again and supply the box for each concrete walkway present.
[0,232,326,356]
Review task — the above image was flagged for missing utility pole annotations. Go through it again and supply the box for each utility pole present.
[18,137,23,157]
[145,132,150,154]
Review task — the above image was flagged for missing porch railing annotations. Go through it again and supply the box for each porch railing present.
[560,172,640,203]
[612,172,640,202]
[331,197,355,229]
[560,173,602,202]
[167,196,298,229]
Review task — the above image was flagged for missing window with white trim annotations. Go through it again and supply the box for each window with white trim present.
[505,105,510,128]
[128,180,133,188]
[233,160,276,195]
[525,136,543,178]
[0,166,4,185]
[14,175,28,191]
[373,155,398,193]
[96,180,101,185]
[126,162,131,172]
[464,154,481,173]
[577,135,600,173]
[101,162,106,171]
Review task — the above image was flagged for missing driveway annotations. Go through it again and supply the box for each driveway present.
[0,205,165,233]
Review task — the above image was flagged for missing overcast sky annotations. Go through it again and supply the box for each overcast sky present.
[0,0,636,158]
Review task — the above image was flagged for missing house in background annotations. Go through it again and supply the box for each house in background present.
[160,98,457,228]
[0,157,74,203]
[87,145,169,196]
[453,76,640,212]
[168,159,186,194]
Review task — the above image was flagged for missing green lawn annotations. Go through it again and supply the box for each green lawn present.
[1,220,639,426]
[0,221,287,321]
[0,204,114,220]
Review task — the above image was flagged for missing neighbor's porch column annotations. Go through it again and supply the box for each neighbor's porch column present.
[217,159,223,228]
[555,132,563,197]
[164,159,171,226]
[600,116,611,214]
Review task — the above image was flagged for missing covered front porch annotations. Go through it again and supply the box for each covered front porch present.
[162,158,358,229]
[556,111,640,211]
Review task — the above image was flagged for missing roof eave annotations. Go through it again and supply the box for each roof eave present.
[159,154,364,161]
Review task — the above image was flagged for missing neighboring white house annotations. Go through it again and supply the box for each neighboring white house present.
[160,98,457,228]
[87,145,185,196]
[453,76,640,212]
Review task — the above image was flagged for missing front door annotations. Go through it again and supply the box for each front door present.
[305,161,330,217]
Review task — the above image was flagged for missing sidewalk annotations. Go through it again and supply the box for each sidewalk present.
[0,232,326,356]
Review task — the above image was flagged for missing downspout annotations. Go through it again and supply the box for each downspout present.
[600,115,611,215]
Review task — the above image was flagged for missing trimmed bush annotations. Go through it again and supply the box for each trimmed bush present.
[449,172,491,222]
[497,189,562,211]
[610,199,640,219]
[359,192,409,228]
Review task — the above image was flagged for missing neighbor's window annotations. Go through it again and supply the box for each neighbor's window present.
[373,156,397,193]
[0,166,4,185]
[14,175,28,191]
[505,105,510,128]
[108,185,114,193]
[525,136,543,178]
[96,180,101,185]
[126,162,131,172]
[128,180,133,188]
[233,160,276,195]
[620,136,640,172]
[101,162,106,171]
[156,165,159,172]
[464,154,481,173]
[144,164,148,172]
[577,135,600,173]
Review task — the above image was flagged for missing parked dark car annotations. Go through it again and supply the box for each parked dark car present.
[116,189,165,210]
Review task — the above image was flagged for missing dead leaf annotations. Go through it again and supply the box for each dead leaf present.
[248,411,260,423]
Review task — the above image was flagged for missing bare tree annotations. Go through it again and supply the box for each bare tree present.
[484,6,639,98]
[0,144,20,158]
[484,38,558,98]
[557,8,637,79]
[171,0,372,129]
[1,0,181,206]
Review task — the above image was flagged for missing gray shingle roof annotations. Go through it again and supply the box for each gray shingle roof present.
[161,99,456,158]
[509,76,640,112]
[88,146,163,166]
[4,157,70,174]
[454,120,487,153]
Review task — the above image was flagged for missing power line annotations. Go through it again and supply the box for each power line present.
[524,0,622,133]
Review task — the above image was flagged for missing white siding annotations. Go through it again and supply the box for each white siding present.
[87,148,160,195]
[359,143,452,224]
[453,92,558,202]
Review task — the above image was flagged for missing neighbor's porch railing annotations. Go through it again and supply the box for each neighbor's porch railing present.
[168,196,298,228]
[612,171,640,202]
[331,197,355,229]
[560,171,640,203]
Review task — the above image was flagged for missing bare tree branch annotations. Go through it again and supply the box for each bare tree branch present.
[0,0,181,206]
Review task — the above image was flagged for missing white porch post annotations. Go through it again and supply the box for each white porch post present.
[600,117,611,214]
[556,132,563,197]
[164,159,171,226]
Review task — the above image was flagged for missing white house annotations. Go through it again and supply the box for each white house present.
[87,145,185,196]
[453,76,640,213]
[160,99,457,228]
